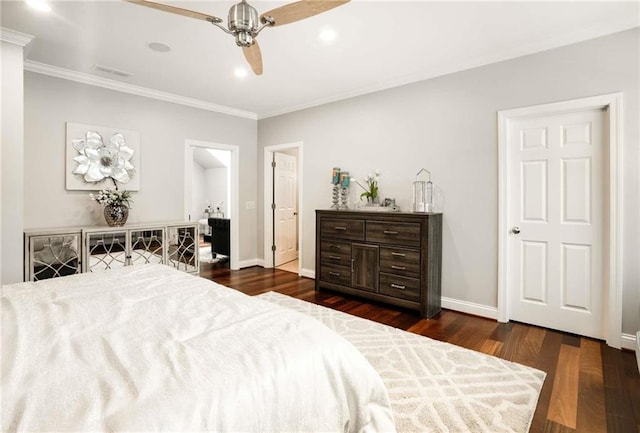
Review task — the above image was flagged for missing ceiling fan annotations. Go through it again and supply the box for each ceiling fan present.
[126,0,350,75]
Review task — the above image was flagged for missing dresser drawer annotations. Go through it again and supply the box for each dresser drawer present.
[379,273,420,302]
[320,263,351,287]
[366,221,420,247]
[320,240,352,266]
[379,247,421,277]
[320,218,364,241]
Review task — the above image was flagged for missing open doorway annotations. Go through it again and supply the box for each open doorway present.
[192,148,231,268]
[263,142,303,274]
[184,140,240,271]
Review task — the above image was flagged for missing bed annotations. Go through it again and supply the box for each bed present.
[1,264,395,432]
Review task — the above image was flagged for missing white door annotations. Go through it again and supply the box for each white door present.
[507,108,605,339]
[274,152,297,266]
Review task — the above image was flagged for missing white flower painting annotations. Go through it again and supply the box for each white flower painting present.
[66,123,140,191]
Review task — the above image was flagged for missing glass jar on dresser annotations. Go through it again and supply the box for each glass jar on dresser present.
[315,210,442,318]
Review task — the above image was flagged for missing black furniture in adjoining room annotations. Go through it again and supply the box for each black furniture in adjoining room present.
[208,218,231,258]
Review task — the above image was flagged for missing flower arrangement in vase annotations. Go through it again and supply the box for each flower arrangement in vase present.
[355,170,381,205]
[90,185,132,226]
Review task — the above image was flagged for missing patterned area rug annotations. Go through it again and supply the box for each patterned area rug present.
[199,247,225,264]
[257,292,546,433]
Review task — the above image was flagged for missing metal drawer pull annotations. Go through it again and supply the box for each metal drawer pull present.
[329,244,341,249]
[391,265,406,270]
[329,271,341,277]
[391,252,406,257]
[329,255,341,260]
[390,283,406,290]
[383,230,399,235]
[334,226,347,231]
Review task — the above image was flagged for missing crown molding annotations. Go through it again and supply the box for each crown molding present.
[1,27,35,47]
[24,60,258,120]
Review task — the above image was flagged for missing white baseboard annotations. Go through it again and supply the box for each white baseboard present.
[441,297,498,320]
[621,332,637,351]
[300,268,315,279]
[256,259,265,268]
[237,259,259,269]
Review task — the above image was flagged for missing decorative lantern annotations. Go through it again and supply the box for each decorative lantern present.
[412,168,433,213]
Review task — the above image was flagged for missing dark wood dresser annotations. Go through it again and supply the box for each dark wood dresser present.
[315,210,442,318]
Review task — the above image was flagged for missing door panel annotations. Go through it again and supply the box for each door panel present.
[521,241,547,304]
[562,158,591,223]
[522,160,548,222]
[561,243,591,310]
[351,243,378,293]
[508,108,604,339]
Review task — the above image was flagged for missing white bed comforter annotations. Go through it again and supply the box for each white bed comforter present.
[1,265,395,432]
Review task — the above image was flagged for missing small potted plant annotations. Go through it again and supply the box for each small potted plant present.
[355,170,381,205]
[90,188,132,226]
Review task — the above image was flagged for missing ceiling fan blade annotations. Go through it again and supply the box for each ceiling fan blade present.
[124,0,222,23]
[260,0,350,27]
[243,42,263,75]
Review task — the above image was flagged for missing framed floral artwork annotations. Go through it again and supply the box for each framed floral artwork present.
[65,122,141,191]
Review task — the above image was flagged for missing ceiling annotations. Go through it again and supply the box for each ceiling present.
[193,147,229,169]
[2,1,639,119]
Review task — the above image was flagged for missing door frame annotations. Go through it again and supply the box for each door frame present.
[263,141,303,272]
[273,151,298,267]
[497,93,623,348]
[184,139,240,270]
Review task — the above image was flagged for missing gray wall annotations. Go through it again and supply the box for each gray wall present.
[24,72,258,263]
[258,28,640,335]
[1,40,26,284]
[192,161,207,222]
[205,167,229,216]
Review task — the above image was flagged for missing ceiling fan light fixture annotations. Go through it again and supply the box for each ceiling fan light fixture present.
[235,32,254,47]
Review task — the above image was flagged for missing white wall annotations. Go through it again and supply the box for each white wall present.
[192,161,207,221]
[257,28,640,335]
[205,167,228,216]
[23,72,258,263]
[191,164,228,220]
[1,40,26,284]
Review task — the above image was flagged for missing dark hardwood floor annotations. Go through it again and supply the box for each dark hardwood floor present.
[200,264,640,433]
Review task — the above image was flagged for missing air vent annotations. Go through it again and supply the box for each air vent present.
[92,64,133,78]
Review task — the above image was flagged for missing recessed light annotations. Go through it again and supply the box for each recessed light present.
[147,41,171,53]
[25,0,51,12]
[319,28,337,43]
[234,67,248,78]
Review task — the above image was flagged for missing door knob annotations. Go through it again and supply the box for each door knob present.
[512,227,521,234]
